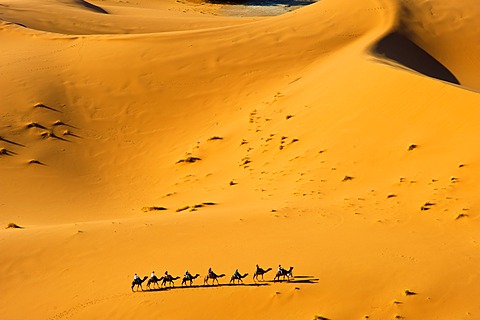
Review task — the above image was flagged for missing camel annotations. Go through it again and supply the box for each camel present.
[162,275,180,287]
[230,273,249,284]
[274,266,294,282]
[253,265,272,282]
[182,273,201,286]
[147,276,165,289]
[131,276,148,291]
[204,271,225,285]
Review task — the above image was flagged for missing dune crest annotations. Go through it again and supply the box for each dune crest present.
[395,0,480,90]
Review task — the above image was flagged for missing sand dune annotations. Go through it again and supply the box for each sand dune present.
[1,0,479,319]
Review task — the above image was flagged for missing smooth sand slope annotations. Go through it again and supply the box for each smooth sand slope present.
[1,0,479,319]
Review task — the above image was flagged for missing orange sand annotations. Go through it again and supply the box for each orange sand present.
[1,0,479,319]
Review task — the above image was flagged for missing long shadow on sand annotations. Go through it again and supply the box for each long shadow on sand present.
[266,277,319,284]
[143,276,318,292]
[76,0,109,14]
[34,103,62,113]
[0,136,26,147]
[145,282,270,292]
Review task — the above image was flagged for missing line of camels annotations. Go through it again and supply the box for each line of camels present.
[131,265,294,291]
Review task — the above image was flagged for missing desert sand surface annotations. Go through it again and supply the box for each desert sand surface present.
[1,0,480,319]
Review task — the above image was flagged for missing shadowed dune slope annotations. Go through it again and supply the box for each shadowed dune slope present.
[396,0,480,90]
[374,31,460,85]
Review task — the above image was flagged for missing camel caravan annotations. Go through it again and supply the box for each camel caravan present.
[131,264,294,291]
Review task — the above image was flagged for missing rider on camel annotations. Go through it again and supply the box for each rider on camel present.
[165,270,171,281]
[234,268,241,279]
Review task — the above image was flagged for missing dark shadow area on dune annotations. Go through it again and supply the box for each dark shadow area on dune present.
[374,32,460,85]
[75,0,109,14]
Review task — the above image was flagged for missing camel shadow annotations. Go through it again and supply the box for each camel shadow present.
[287,278,318,284]
[266,275,319,284]
[143,277,318,292]
[146,282,270,292]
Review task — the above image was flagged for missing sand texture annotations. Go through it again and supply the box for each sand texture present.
[1,0,480,319]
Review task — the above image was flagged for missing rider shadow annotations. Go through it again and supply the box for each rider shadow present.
[146,282,270,292]
[266,275,319,284]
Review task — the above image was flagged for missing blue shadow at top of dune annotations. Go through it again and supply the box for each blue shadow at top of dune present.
[374,31,460,85]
